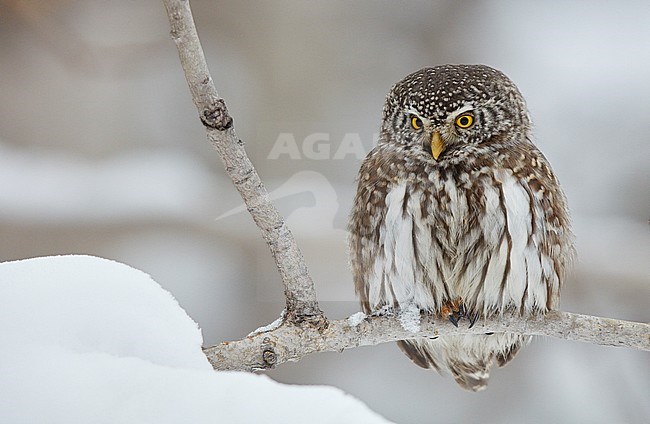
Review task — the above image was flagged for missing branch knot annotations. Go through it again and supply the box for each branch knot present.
[200,98,233,131]
[261,337,277,368]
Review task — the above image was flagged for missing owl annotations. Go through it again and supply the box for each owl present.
[348,64,574,391]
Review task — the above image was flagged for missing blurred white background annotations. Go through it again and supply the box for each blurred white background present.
[1,1,648,422]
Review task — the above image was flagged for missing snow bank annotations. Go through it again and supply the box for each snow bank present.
[0,255,390,424]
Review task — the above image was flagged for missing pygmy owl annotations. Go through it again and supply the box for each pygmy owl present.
[348,65,574,391]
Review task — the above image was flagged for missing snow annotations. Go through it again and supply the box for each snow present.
[398,303,421,334]
[249,309,286,336]
[347,312,367,327]
[0,255,391,424]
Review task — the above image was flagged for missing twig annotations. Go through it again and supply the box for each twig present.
[204,310,650,371]
[163,0,323,322]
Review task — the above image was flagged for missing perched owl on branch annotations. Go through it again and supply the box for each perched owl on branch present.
[349,65,574,391]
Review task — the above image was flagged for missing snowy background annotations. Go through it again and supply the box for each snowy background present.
[1,1,648,423]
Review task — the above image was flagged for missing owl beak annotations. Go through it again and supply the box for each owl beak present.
[430,131,446,160]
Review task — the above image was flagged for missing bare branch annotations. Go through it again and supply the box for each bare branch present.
[204,311,650,371]
[162,0,323,322]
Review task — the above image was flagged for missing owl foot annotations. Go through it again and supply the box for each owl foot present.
[441,298,479,328]
[441,298,465,327]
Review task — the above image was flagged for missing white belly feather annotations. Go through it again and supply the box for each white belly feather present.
[368,170,558,315]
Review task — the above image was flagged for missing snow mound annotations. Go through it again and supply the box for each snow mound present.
[0,255,390,424]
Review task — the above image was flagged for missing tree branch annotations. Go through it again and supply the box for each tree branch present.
[163,0,323,322]
[163,0,650,375]
[204,310,650,372]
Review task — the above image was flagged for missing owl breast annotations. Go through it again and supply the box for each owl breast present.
[351,150,560,318]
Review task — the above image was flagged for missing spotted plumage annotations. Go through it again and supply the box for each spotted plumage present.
[349,65,574,391]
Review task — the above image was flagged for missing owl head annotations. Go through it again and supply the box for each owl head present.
[380,64,531,161]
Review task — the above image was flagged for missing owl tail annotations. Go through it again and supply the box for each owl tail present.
[447,360,491,392]
[397,334,526,392]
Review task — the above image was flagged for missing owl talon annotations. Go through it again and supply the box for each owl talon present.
[448,314,460,327]
[468,312,479,329]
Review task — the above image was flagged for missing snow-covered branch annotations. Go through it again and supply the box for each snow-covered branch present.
[163,0,323,323]
[203,310,650,371]
[164,0,650,374]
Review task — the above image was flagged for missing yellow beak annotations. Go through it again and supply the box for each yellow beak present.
[430,131,445,160]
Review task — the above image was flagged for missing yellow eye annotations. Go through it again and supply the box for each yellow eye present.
[455,114,474,129]
[410,115,423,130]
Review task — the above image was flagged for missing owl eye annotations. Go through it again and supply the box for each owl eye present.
[410,115,423,130]
[455,113,474,129]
